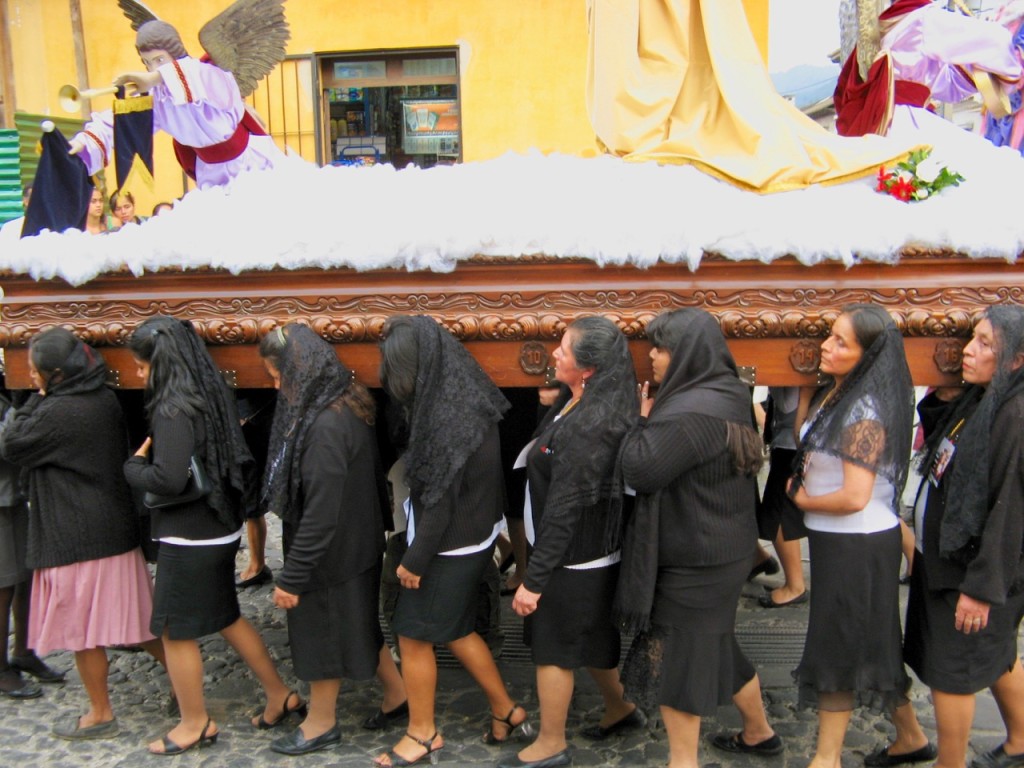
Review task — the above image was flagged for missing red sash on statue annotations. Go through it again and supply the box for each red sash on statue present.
[172,109,268,181]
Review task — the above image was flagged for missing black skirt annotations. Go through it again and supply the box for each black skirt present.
[621,556,755,716]
[288,563,384,682]
[903,560,1024,695]
[151,539,241,640]
[794,526,910,713]
[756,448,807,541]
[525,562,621,670]
[392,546,490,644]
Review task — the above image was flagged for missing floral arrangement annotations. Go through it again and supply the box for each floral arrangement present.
[876,148,964,202]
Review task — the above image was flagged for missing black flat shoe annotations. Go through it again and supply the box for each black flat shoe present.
[865,743,937,767]
[236,565,273,589]
[971,745,1024,768]
[580,708,645,740]
[710,731,784,756]
[0,669,42,699]
[757,590,809,609]
[9,653,65,683]
[270,724,341,755]
[363,700,410,730]
[496,749,572,768]
[254,689,308,729]
[150,718,218,755]
[747,556,781,581]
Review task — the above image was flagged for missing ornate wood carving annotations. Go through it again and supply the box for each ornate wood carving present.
[789,340,821,375]
[932,339,964,374]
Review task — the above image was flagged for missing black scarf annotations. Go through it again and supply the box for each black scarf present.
[160,319,253,532]
[400,316,510,509]
[932,306,1024,562]
[261,325,354,525]
[790,323,914,515]
[614,309,754,633]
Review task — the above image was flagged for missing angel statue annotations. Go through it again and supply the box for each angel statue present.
[69,0,290,189]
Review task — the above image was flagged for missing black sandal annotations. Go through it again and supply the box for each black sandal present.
[254,689,308,729]
[151,717,218,756]
[374,731,445,767]
[483,704,533,744]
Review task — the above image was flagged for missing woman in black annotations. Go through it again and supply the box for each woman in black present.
[375,315,528,768]
[258,323,393,755]
[123,317,295,756]
[617,308,781,768]
[506,316,639,768]
[902,306,1024,768]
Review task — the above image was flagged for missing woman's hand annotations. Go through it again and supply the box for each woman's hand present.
[134,436,153,458]
[273,587,299,610]
[396,564,421,590]
[954,593,990,634]
[639,380,654,418]
[114,70,163,96]
[511,584,540,617]
[786,477,809,510]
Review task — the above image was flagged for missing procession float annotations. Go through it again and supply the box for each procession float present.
[2,0,1023,390]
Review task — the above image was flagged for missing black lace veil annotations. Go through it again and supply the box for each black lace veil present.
[933,305,1024,560]
[383,316,510,509]
[260,324,354,525]
[790,307,914,514]
[33,332,109,398]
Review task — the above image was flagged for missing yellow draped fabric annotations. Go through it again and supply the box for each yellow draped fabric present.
[586,0,917,193]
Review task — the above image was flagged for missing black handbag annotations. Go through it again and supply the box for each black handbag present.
[143,454,213,509]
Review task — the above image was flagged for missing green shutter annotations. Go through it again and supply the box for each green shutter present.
[0,129,22,225]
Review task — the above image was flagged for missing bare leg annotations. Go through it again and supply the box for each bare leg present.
[218,617,291,725]
[375,636,445,766]
[809,708,853,768]
[504,519,528,591]
[733,673,776,744]
[73,648,114,728]
[899,520,916,578]
[238,517,268,581]
[377,644,407,712]
[662,705,701,768]
[517,665,572,763]
[932,689,975,768]
[300,678,341,739]
[885,700,931,756]
[586,666,635,726]
[150,635,218,753]
[141,637,167,667]
[446,631,520,740]
[990,659,1024,755]
[768,533,807,604]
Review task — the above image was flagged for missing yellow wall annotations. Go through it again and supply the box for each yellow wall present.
[6,0,772,202]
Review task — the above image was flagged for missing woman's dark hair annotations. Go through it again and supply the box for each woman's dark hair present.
[29,327,78,389]
[378,315,420,405]
[128,317,205,420]
[259,324,375,425]
[566,315,630,382]
[842,303,893,356]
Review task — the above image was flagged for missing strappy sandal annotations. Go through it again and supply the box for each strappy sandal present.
[373,731,445,766]
[150,717,218,756]
[254,689,308,729]
[483,704,534,744]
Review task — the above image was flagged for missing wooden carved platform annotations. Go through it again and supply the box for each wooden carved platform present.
[1,253,1020,389]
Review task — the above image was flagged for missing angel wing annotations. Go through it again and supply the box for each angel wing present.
[198,0,290,98]
[116,0,160,31]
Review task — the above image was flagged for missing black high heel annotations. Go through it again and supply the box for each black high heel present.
[483,704,534,744]
[255,690,308,729]
[151,717,218,756]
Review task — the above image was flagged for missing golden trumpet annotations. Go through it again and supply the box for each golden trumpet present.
[59,84,118,113]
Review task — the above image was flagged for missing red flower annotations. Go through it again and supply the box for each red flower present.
[889,176,916,201]
[876,166,893,192]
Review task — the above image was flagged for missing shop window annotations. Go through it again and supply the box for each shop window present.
[320,50,460,169]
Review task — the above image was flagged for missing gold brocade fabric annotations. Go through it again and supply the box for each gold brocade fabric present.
[586,0,916,193]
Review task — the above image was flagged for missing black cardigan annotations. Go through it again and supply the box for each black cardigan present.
[124,410,235,541]
[277,406,387,594]
[0,389,139,569]
[620,410,758,567]
[401,423,505,576]
[917,391,1024,605]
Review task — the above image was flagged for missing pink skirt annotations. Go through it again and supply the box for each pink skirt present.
[30,548,157,655]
